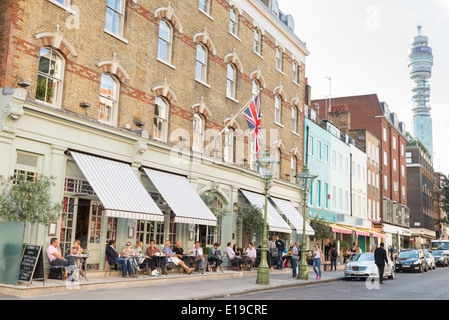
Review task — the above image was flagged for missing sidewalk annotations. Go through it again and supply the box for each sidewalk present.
[0,265,346,299]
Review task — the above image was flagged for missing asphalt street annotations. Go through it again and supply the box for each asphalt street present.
[219,266,449,300]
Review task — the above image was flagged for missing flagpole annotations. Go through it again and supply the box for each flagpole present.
[204,94,256,154]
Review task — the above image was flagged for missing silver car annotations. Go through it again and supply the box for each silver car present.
[424,250,436,270]
[344,253,395,280]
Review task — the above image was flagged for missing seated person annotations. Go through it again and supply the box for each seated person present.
[244,242,257,271]
[190,241,205,273]
[46,238,76,275]
[145,240,161,276]
[162,240,193,275]
[173,241,190,266]
[225,242,243,269]
[105,240,135,278]
[69,239,85,276]
[121,241,139,272]
[208,243,222,272]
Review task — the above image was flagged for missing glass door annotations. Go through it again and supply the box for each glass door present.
[86,201,103,267]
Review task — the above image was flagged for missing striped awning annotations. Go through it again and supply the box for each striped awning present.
[270,197,315,235]
[329,224,354,235]
[240,190,292,234]
[143,168,217,226]
[70,151,164,221]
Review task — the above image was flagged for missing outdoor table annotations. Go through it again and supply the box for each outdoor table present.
[67,254,88,281]
[129,254,145,278]
[151,254,168,274]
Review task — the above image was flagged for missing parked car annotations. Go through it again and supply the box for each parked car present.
[424,250,436,270]
[430,250,449,267]
[344,253,395,280]
[395,249,428,273]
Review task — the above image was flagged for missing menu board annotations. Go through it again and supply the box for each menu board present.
[19,245,45,285]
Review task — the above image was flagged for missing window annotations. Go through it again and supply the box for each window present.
[229,8,238,36]
[324,145,329,163]
[276,47,283,72]
[393,137,397,150]
[193,113,205,153]
[308,136,313,156]
[199,0,211,15]
[105,0,125,36]
[291,106,298,133]
[384,175,388,190]
[158,20,173,63]
[226,64,236,99]
[383,127,387,142]
[254,29,262,55]
[292,61,300,84]
[224,128,234,163]
[275,148,281,179]
[316,180,322,208]
[332,186,336,209]
[153,96,168,141]
[249,140,257,170]
[401,144,405,157]
[195,44,208,83]
[36,47,64,106]
[274,95,282,124]
[393,159,397,172]
[317,141,322,160]
[406,152,412,164]
[324,183,329,209]
[383,151,388,166]
[99,73,118,124]
[401,165,405,178]
[252,80,260,96]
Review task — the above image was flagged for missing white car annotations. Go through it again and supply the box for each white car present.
[424,250,436,270]
[344,253,395,280]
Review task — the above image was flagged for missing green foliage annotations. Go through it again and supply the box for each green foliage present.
[309,214,333,241]
[237,203,264,235]
[0,174,62,225]
[440,175,449,217]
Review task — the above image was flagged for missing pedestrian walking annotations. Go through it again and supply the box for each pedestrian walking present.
[275,235,285,270]
[374,242,389,284]
[312,243,324,280]
[291,242,300,277]
[330,246,338,271]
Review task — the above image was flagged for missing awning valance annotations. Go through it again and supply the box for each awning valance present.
[143,168,217,226]
[329,224,353,235]
[270,197,314,235]
[69,151,164,221]
[240,190,291,234]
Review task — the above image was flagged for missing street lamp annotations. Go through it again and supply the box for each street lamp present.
[295,165,317,280]
[255,148,278,285]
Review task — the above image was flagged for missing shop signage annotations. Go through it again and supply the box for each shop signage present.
[19,245,45,286]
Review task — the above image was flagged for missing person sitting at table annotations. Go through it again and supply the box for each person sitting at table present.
[225,242,243,270]
[134,241,146,265]
[46,238,76,276]
[105,240,135,278]
[244,242,257,271]
[162,240,193,275]
[69,239,85,276]
[233,244,242,258]
[121,241,140,273]
[145,240,161,276]
[173,241,190,267]
[208,243,222,272]
[190,241,205,273]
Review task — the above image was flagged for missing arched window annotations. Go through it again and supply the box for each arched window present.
[224,127,234,164]
[229,8,238,36]
[36,47,64,106]
[254,28,262,55]
[158,19,173,63]
[226,63,236,100]
[195,43,208,83]
[274,94,282,124]
[98,73,119,125]
[252,79,260,96]
[193,113,205,154]
[292,105,298,133]
[153,96,169,141]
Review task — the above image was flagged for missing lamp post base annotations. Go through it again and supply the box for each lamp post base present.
[297,263,309,281]
[256,265,270,285]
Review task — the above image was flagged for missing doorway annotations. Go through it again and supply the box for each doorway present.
[75,199,90,249]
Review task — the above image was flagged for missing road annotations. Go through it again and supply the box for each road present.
[218,267,449,300]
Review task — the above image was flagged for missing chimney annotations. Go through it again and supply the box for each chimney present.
[327,104,351,135]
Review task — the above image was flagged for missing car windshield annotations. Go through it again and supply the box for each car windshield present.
[352,253,374,262]
[398,251,418,259]
[431,242,449,250]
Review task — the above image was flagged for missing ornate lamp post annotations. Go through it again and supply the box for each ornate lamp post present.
[295,165,317,280]
[255,148,278,285]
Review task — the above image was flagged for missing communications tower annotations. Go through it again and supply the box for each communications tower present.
[408,26,434,157]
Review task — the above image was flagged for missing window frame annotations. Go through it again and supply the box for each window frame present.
[105,0,126,38]
[153,96,169,142]
[98,73,119,126]
[291,105,298,133]
[274,94,282,125]
[292,61,300,84]
[192,113,205,154]
[226,63,237,100]
[199,0,211,16]
[253,29,262,56]
[275,47,283,72]
[157,19,173,64]
[229,8,239,37]
[36,47,65,108]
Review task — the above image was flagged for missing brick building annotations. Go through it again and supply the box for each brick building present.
[0,0,312,270]
[312,94,410,251]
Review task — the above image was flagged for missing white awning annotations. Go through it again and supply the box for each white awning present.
[70,152,164,221]
[240,190,292,234]
[270,198,315,236]
[143,168,217,226]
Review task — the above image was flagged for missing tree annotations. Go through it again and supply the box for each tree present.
[309,214,333,242]
[439,174,449,216]
[0,174,62,227]
[237,203,264,245]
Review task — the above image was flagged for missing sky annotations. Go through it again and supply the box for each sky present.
[279,0,449,176]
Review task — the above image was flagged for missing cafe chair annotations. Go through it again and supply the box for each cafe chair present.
[104,259,122,277]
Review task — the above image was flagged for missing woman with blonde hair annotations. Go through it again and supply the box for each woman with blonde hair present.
[312,243,324,280]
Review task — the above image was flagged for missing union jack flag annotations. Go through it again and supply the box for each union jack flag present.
[243,94,262,155]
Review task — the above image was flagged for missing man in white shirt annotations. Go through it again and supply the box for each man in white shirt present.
[225,242,243,270]
[244,242,257,271]
[191,241,205,273]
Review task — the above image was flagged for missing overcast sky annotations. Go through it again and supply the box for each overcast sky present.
[279,0,449,176]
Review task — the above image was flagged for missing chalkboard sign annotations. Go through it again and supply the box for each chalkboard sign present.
[19,245,45,286]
